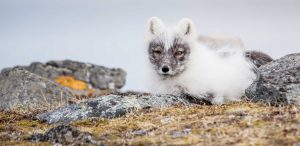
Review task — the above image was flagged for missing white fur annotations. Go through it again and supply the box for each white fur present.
[198,33,246,51]
[144,17,256,104]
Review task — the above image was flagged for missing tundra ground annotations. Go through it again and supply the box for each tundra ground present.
[0,102,299,145]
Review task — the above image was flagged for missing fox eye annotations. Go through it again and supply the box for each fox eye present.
[174,50,184,57]
[153,50,162,54]
[152,46,163,55]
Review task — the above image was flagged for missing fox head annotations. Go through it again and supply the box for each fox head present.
[145,17,197,78]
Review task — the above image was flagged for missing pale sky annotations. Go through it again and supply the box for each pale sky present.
[0,0,299,91]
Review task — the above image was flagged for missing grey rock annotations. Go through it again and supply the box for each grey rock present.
[246,53,300,105]
[131,129,153,136]
[0,68,75,114]
[3,60,126,90]
[37,94,192,124]
[171,128,192,138]
[30,125,98,145]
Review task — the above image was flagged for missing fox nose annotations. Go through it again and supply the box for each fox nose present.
[161,66,170,73]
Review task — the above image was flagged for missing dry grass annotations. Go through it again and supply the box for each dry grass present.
[0,112,53,145]
[1,102,300,145]
[73,102,300,145]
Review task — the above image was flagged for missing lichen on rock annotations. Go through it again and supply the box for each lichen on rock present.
[4,60,127,91]
[0,68,76,114]
[246,53,300,105]
[36,93,193,124]
[1,59,127,100]
[55,76,88,90]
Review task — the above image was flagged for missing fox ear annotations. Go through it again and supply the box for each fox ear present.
[147,17,165,35]
[177,18,196,37]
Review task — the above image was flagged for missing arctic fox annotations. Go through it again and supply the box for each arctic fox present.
[144,17,256,104]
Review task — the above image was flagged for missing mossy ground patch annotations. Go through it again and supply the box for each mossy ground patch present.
[1,102,299,145]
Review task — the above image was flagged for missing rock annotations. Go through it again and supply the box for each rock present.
[30,125,98,145]
[3,60,126,91]
[0,68,75,114]
[245,50,273,68]
[246,53,300,105]
[37,93,193,124]
[171,128,192,138]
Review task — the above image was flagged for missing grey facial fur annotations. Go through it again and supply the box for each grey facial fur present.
[148,37,191,78]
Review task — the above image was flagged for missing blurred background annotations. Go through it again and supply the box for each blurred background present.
[0,0,299,91]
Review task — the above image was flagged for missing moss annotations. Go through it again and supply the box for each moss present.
[71,118,109,127]
[0,111,53,144]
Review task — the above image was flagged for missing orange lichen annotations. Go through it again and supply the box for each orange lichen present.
[55,76,88,90]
